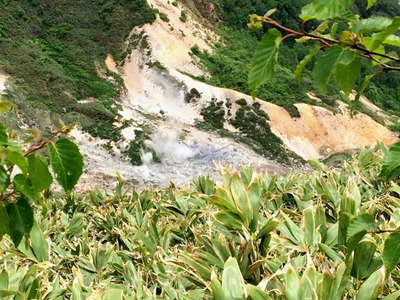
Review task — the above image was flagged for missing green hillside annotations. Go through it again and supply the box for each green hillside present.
[0,0,156,140]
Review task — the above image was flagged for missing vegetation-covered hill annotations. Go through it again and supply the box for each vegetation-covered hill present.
[1,0,400,138]
[0,0,156,140]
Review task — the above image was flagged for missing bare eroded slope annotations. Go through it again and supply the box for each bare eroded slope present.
[119,0,397,160]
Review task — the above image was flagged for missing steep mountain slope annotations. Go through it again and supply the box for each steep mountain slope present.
[0,0,398,190]
[117,0,396,159]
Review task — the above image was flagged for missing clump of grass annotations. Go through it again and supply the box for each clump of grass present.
[180,10,188,22]
[159,12,170,22]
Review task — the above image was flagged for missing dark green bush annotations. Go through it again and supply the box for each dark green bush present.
[159,12,170,22]
[200,98,226,129]
[180,10,188,22]
[185,88,201,103]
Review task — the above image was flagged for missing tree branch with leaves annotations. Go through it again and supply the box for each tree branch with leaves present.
[0,102,83,246]
[248,0,400,104]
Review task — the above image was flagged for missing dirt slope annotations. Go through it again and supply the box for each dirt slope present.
[264,102,396,159]
[118,0,397,161]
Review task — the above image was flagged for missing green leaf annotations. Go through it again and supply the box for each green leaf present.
[356,267,385,300]
[334,51,361,95]
[301,0,353,21]
[229,173,253,227]
[367,0,378,9]
[370,17,400,50]
[383,232,400,274]
[48,138,83,192]
[0,100,14,113]
[248,29,281,97]
[93,244,113,272]
[18,236,37,261]
[6,197,34,246]
[71,281,84,300]
[381,142,400,181]
[319,243,343,261]
[215,211,243,230]
[0,271,9,290]
[338,212,351,246]
[351,240,382,279]
[280,212,304,246]
[352,17,393,34]
[103,288,123,300]
[354,73,375,103]
[211,272,226,300]
[256,218,279,240]
[383,291,400,300]
[382,34,400,47]
[330,22,339,39]
[246,285,270,300]
[13,174,40,203]
[347,214,377,239]
[222,257,245,300]
[30,221,49,262]
[304,207,317,248]
[179,254,211,280]
[0,166,9,193]
[7,150,28,175]
[0,290,21,297]
[316,272,335,300]
[312,45,348,92]
[347,214,378,252]
[28,155,52,192]
[332,262,350,299]
[0,123,8,145]
[0,205,9,240]
[295,45,320,83]
[284,265,301,300]
[300,267,318,299]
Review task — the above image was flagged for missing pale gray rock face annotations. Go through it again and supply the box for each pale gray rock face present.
[0,74,7,94]
[73,125,290,192]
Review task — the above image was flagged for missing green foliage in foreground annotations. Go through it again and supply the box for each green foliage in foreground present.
[0,103,83,249]
[1,145,400,298]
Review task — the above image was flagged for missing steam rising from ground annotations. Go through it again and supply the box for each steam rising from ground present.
[72,126,289,191]
[145,129,197,163]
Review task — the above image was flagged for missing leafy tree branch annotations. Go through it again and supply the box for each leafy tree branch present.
[248,0,400,102]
